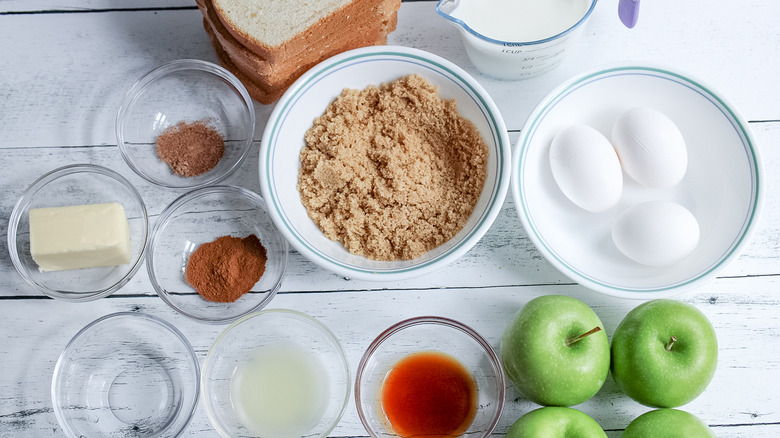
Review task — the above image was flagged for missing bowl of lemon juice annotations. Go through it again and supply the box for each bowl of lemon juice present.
[202,309,350,437]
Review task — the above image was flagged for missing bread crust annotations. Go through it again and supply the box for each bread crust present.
[199,0,400,104]
[205,22,290,104]
[207,20,394,88]
[204,16,395,104]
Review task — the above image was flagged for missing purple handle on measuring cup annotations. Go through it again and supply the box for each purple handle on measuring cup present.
[619,0,640,28]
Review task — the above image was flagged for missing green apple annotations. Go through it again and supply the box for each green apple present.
[611,299,718,408]
[622,409,716,437]
[501,295,610,406]
[507,407,607,438]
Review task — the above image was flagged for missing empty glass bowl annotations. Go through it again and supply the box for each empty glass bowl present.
[7,164,148,301]
[52,312,200,438]
[116,59,255,189]
[202,309,351,438]
[147,185,288,324]
[355,316,505,438]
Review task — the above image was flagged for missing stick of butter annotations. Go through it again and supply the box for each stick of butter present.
[29,202,132,272]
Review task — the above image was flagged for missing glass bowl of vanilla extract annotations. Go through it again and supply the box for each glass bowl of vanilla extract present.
[355,316,505,438]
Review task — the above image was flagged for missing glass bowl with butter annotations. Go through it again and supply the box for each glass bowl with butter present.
[7,164,149,301]
[147,185,288,324]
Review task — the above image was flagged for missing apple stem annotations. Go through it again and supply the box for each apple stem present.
[565,326,602,347]
[665,336,678,351]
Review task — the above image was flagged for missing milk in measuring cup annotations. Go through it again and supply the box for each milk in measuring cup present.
[449,0,589,42]
[436,0,595,79]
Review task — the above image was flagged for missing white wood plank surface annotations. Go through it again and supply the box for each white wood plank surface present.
[1,1,779,437]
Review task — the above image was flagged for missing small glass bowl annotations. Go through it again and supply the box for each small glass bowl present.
[356,316,505,438]
[52,312,200,438]
[116,59,255,190]
[7,164,149,301]
[202,309,351,438]
[147,185,288,324]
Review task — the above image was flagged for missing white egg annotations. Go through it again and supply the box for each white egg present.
[612,107,688,189]
[612,200,700,267]
[549,125,623,213]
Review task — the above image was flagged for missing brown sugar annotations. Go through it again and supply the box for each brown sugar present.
[297,74,488,261]
[185,234,267,303]
[155,120,225,177]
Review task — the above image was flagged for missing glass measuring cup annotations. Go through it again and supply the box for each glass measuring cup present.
[436,0,598,80]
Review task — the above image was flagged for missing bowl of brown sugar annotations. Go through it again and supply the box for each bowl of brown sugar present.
[117,59,255,190]
[260,46,511,281]
[147,185,288,323]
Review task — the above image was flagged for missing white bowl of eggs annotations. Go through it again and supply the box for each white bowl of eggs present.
[512,64,764,298]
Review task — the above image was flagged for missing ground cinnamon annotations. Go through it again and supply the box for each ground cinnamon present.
[156,120,225,177]
[185,234,267,303]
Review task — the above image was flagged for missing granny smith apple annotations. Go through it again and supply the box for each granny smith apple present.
[501,295,610,406]
[611,299,718,408]
[507,407,607,438]
[622,409,716,437]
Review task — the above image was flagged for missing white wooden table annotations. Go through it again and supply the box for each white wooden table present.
[1,1,778,437]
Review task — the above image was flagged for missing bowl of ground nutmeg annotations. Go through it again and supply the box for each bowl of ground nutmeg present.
[260,46,512,281]
[117,59,255,190]
[147,185,288,323]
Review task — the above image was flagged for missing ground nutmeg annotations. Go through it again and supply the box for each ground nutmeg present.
[156,120,225,177]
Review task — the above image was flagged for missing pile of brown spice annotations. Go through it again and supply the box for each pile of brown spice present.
[185,234,267,303]
[297,74,488,261]
[155,120,225,177]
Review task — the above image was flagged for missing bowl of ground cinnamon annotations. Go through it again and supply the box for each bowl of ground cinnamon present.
[147,185,288,323]
[260,46,511,281]
[117,59,255,190]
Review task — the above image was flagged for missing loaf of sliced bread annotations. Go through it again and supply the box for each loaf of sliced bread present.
[211,0,390,62]
[204,16,394,104]
[197,0,400,103]
[201,0,398,78]
[207,17,395,87]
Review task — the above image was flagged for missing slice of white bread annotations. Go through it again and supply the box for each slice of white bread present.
[200,0,399,78]
[211,0,391,62]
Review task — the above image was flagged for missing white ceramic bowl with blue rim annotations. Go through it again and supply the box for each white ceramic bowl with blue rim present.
[513,64,764,298]
[260,46,511,281]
